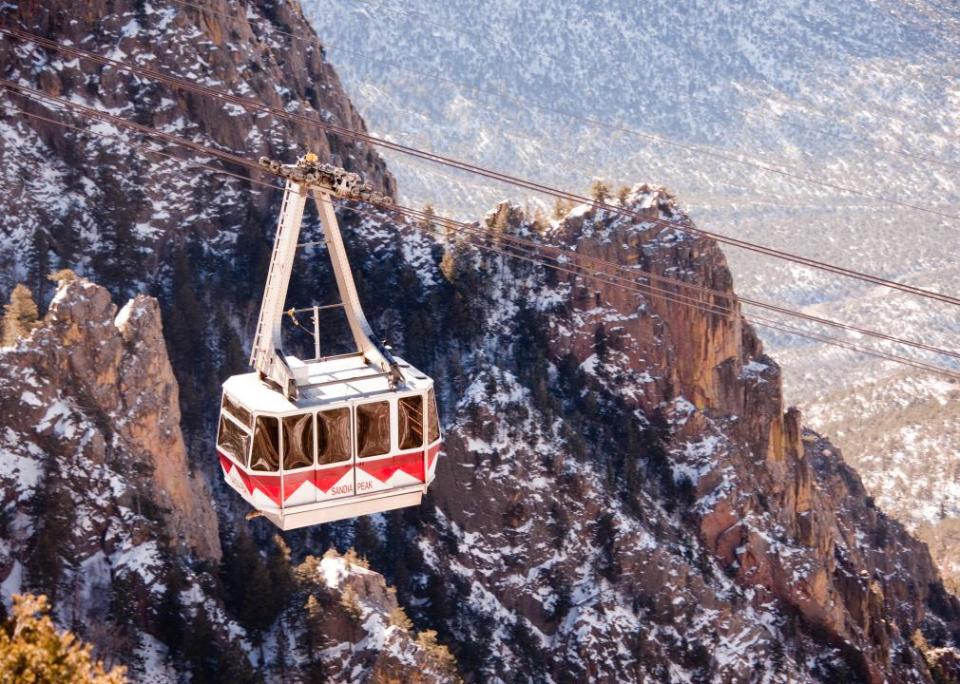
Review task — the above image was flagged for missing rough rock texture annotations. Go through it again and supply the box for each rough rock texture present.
[0,0,394,300]
[369,190,960,683]
[290,548,458,683]
[0,277,219,560]
[1,0,959,681]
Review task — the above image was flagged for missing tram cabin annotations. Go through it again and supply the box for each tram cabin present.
[216,354,442,530]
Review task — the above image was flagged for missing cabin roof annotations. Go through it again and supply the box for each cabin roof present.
[223,354,432,414]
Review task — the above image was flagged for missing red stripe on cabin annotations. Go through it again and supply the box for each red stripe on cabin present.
[359,451,425,483]
[427,443,441,470]
[218,451,233,473]
[282,470,314,500]
[315,465,353,493]
[249,474,283,505]
[234,466,253,495]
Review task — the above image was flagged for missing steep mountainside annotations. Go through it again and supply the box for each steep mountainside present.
[1,1,960,682]
[0,0,394,303]
[305,0,960,586]
[351,190,960,682]
[797,370,960,593]
[0,278,455,682]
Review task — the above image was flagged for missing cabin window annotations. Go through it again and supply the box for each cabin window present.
[398,396,424,450]
[251,415,281,472]
[217,415,250,464]
[317,408,351,465]
[221,394,252,427]
[427,388,440,443]
[282,413,314,470]
[356,401,391,458]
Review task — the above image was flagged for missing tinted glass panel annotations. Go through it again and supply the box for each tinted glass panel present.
[251,415,280,472]
[217,415,250,464]
[427,388,440,443]
[357,401,391,458]
[317,408,350,465]
[282,413,314,470]
[398,396,424,450]
[221,394,252,427]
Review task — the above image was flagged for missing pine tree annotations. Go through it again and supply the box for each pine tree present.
[0,594,126,683]
[353,516,380,563]
[267,535,295,618]
[47,269,78,285]
[274,619,290,684]
[27,230,51,305]
[419,204,437,233]
[339,586,362,621]
[2,283,40,346]
[218,315,246,377]
[105,572,145,665]
[183,607,218,684]
[164,246,205,444]
[156,564,187,657]
[532,207,549,235]
[388,602,413,630]
[25,466,75,604]
[590,179,610,203]
[416,629,458,679]
[302,594,327,681]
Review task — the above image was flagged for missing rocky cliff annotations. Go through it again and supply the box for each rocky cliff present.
[0,278,453,681]
[1,1,959,682]
[349,190,960,683]
[0,277,219,561]
[0,0,393,303]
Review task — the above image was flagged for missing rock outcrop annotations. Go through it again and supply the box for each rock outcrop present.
[1,1,959,681]
[0,276,219,565]
[0,0,394,302]
[291,548,458,683]
[373,188,960,683]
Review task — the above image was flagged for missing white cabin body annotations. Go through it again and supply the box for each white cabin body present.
[217,354,441,530]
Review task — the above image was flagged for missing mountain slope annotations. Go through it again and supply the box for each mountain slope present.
[304,0,960,587]
[348,190,960,682]
[0,1,959,682]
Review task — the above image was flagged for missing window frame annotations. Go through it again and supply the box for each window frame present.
[426,387,441,444]
[281,412,315,471]
[217,410,252,467]
[316,406,353,466]
[354,398,394,460]
[250,413,282,473]
[398,394,425,451]
[221,393,253,428]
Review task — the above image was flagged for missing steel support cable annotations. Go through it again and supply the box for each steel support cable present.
[171,0,960,173]
[7,79,957,368]
[369,203,960,377]
[6,85,960,380]
[3,27,960,307]
[2,104,267,189]
[362,208,960,381]
[389,202,960,362]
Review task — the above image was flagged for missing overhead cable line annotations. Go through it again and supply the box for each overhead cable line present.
[372,206,960,382]
[1,31,959,311]
[4,88,960,382]
[4,78,960,366]
[388,202,960,362]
